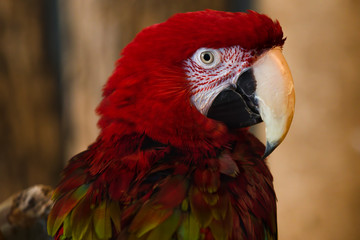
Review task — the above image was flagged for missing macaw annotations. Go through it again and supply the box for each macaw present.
[47,10,295,240]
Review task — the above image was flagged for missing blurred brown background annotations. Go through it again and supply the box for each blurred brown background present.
[0,0,359,239]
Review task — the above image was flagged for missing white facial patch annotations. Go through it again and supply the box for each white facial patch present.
[183,46,254,115]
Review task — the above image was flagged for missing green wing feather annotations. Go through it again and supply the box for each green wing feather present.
[47,184,89,237]
[47,183,122,240]
[189,186,213,227]
[94,201,112,239]
[146,209,181,240]
[177,213,200,240]
[108,200,122,233]
[69,197,92,240]
[129,201,174,237]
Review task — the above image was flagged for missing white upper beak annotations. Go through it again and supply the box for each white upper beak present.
[252,47,295,158]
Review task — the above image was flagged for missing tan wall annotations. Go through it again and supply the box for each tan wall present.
[258,0,360,239]
[0,1,62,201]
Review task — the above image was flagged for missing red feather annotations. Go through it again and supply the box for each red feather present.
[153,175,188,208]
[48,10,282,240]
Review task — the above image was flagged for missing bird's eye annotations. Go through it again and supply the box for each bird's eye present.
[200,51,214,64]
[192,48,220,69]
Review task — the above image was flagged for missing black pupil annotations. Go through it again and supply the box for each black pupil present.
[203,53,211,61]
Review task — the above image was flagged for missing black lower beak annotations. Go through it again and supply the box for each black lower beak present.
[206,68,261,129]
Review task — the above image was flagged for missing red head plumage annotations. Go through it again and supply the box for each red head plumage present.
[97,10,285,151]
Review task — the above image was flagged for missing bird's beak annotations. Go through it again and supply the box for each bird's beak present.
[207,47,295,158]
[252,47,295,158]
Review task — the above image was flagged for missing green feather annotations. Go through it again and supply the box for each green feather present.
[210,192,230,221]
[47,184,89,237]
[69,198,92,240]
[208,202,233,240]
[146,209,181,240]
[59,235,67,240]
[72,184,90,199]
[189,186,212,227]
[63,214,72,238]
[83,228,101,240]
[108,201,122,233]
[94,201,112,239]
[129,202,173,237]
[181,199,189,211]
[264,226,277,240]
[177,213,200,240]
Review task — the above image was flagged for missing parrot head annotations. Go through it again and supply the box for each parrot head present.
[97,10,295,157]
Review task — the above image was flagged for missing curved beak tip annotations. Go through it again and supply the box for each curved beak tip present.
[262,141,279,159]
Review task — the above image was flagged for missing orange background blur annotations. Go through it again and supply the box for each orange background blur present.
[0,0,359,239]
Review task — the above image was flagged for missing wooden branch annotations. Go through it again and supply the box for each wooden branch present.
[0,185,53,240]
